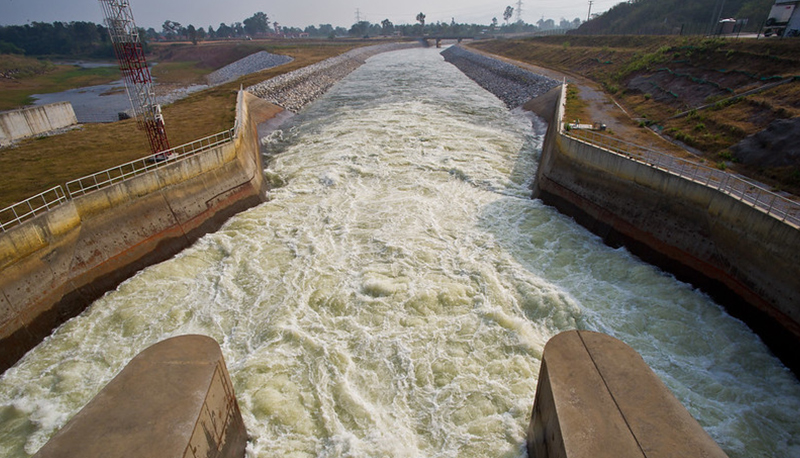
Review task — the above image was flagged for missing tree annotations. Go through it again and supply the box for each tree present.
[416,12,426,27]
[349,21,370,37]
[162,20,181,39]
[232,22,244,37]
[504,6,514,25]
[216,23,232,38]
[187,24,197,44]
[243,12,269,37]
[381,19,394,36]
[491,17,499,30]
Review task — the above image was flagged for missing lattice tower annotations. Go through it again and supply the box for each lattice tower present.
[99,0,170,155]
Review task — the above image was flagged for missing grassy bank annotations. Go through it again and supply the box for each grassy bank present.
[472,36,800,195]
[0,40,362,209]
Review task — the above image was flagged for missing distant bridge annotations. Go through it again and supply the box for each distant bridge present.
[416,36,476,48]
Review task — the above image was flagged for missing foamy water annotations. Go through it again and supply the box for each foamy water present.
[1,48,798,458]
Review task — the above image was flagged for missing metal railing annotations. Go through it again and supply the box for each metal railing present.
[1,128,236,232]
[563,127,800,228]
[0,186,68,232]
[66,128,235,198]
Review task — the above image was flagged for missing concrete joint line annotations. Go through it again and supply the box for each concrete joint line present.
[576,330,648,458]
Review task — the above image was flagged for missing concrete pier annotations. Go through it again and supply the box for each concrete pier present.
[527,330,729,458]
[32,335,247,458]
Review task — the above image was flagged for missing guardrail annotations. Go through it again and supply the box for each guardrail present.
[0,186,68,232]
[0,128,235,232]
[564,128,800,228]
[66,128,235,198]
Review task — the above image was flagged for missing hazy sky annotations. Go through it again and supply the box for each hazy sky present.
[1,0,621,30]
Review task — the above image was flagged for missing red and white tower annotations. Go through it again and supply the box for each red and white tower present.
[99,0,170,155]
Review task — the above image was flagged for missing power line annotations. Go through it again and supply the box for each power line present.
[516,0,523,22]
[355,8,361,23]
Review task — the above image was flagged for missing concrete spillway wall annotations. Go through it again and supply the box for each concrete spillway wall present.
[444,47,800,369]
[0,102,78,146]
[531,84,800,370]
[0,91,274,372]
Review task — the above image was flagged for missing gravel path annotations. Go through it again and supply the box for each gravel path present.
[440,46,559,109]
[247,43,419,113]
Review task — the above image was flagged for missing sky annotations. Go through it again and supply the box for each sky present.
[0,0,622,30]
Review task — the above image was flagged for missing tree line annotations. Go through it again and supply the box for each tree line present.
[0,9,584,57]
[0,21,114,57]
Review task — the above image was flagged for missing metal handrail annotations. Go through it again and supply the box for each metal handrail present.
[66,128,235,198]
[0,186,68,232]
[1,128,235,232]
[563,128,800,228]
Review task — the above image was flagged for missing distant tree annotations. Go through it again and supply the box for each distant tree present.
[232,22,244,37]
[491,17,499,30]
[162,20,181,38]
[207,25,216,38]
[243,12,269,37]
[572,18,582,28]
[216,23,232,38]
[187,24,197,44]
[381,19,394,36]
[145,27,158,41]
[416,12,426,27]
[318,24,334,37]
[504,6,514,25]
[349,21,370,37]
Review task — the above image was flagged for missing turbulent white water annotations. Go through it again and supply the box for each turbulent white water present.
[2,48,799,458]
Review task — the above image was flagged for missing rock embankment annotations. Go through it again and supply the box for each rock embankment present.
[247,43,417,112]
[441,46,559,108]
[206,51,294,86]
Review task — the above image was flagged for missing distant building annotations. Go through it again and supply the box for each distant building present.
[763,0,800,37]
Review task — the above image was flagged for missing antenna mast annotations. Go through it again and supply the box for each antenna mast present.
[98,0,170,155]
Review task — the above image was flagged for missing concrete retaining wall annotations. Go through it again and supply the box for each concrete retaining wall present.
[0,102,78,146]
[531,85,800,371]
[0,91,276,372]
[32,335,247,458]
[527,330,728,458]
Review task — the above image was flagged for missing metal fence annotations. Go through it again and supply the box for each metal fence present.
[0,128,236,232]
[66,128,235,198]
[564,128,800,228]
[0,186,68,232]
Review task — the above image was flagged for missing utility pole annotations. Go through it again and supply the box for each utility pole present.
[587,0,594,22]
